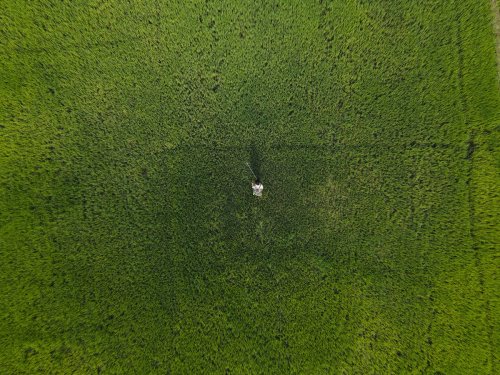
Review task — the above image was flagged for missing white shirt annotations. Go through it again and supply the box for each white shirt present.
[252,183,264,196]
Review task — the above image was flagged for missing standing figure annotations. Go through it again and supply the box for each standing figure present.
[252,179,264,197]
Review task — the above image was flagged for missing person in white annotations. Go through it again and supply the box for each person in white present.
[252,179,264,197]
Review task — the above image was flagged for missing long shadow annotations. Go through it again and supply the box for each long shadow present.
[249,142,263,180]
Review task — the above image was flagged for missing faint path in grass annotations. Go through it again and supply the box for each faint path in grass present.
[164,141,463,153]
[486,2,500,372]
[454,0,468,115]
[490,2,500,372]
[461,1,499,372]
[492,0,500,83]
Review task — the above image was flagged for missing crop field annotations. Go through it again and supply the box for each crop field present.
[1,0,499,373]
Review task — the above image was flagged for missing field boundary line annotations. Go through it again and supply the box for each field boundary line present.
[492,0,500,83]
[457,0,496,371]
[160,142,463,153]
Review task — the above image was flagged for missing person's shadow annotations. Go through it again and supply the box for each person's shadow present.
[249,142,262,180]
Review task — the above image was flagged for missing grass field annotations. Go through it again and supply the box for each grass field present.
[1,0,499,373]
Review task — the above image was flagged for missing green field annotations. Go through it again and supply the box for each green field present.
[1,0,499,373]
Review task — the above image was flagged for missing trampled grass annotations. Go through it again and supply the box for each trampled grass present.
[1,0,499,373]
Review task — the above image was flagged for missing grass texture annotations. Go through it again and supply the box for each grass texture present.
[1,0,499,373]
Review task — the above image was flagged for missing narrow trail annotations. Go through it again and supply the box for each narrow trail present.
[492,0,500,83]
[466,1,500,372]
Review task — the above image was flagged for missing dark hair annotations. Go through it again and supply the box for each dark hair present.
[255,179,261,184]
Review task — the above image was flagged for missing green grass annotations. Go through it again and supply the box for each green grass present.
[1,0,499,373]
